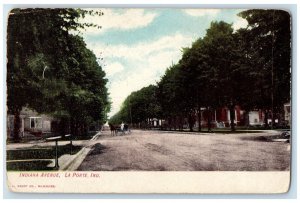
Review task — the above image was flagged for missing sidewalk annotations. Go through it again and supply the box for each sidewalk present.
[59,131,103,170]
[7,140,88,150]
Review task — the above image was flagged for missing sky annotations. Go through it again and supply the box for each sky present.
[79,8,248,117]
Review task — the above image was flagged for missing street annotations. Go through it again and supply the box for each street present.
[77,129,290,171]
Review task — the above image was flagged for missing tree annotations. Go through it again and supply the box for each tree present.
[7,8,109,140]
[157,64,187,130]
[111,9,291,133]
[202,21,240,131]
[61,35,110,136]
[176,22,241,131]
[110,85,161,127]
[238,9,291,127]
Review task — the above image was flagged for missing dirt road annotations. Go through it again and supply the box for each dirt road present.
[77,129,290,171]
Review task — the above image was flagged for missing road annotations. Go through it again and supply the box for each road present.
[77,129,290,171]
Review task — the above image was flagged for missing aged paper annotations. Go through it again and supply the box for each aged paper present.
[7,172,290,193]
[6,8,291,194]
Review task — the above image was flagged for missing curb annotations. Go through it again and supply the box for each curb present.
[59,131,102,171]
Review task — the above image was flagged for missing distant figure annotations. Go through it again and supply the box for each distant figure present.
[108,123,117,136]
[120,122,125,134]
[124,123,130,134]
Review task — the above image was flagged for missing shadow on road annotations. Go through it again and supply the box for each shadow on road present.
[88,143,108,156]
[239,134,290,142]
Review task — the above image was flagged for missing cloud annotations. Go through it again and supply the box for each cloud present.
[91,33,194,60]
[104,62,124,77]
[184,9,221,17]
[232,16,248,31]
[87,33,196,116]
[79,9,157,35]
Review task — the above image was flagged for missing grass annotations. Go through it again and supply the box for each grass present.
[7,160,55,171]
[156,126,290,134]
[157,128,264,134]
[208,130,263,134]
[7,131,97,144]
[6,144,82,171]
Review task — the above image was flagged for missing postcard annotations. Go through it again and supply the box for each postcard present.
[6,7,291,193]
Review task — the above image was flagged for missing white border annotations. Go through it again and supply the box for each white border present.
[1,0,298,200]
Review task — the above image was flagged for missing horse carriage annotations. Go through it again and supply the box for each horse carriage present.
[108,123,130,136]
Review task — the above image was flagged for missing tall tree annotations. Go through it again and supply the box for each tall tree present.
[238,9,291,127]
[111,9,291,133]
[157,64,186,130]
[110,85,161,127]
[7,8,109,140]
[178,21,240,131]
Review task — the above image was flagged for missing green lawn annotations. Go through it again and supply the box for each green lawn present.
[6,144,82,171]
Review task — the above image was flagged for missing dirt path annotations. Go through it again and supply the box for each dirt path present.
[77,129,290,171]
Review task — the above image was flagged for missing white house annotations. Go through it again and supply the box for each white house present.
[248,111,264,126]
[7,107,53,138]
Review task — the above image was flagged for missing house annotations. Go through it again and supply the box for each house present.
[7,107,54,138]
[284,101,291,126]
[197,106,286,128]
[121,103,290,130]
[195,106,245,128]
[247,110,264,126]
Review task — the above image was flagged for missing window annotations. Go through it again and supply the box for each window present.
[30,117,42,129]
[31,119,35,128]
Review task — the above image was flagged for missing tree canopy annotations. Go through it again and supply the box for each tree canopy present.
[110,85,161,125]
[7,8,110,140]
[110,9,291,132]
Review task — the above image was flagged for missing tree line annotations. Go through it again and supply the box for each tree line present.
[7,8,111,141]
[109,9,291,132]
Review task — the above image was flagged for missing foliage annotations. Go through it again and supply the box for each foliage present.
[110,85,161,125]
[238,9,291,111]
[110,9,291,132]
[7,8,110,139]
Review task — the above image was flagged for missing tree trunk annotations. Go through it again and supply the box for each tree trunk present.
[197,106,201,132]
[264,110,269,129]
[207,107,211,132]
[188,113,194,132]
[271,108,276,129]
[72,119,79,137]
[229,104,236,132]
[174,116,177,131]
[84,123,88,135]
[244,110,249,127]
[60,118,69,137]
[74,121,78,136]
[172,116,175,130]
[180,115,184,131]
[79,123,83,136]
[70,118,75,136]
[13,109,21,142]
